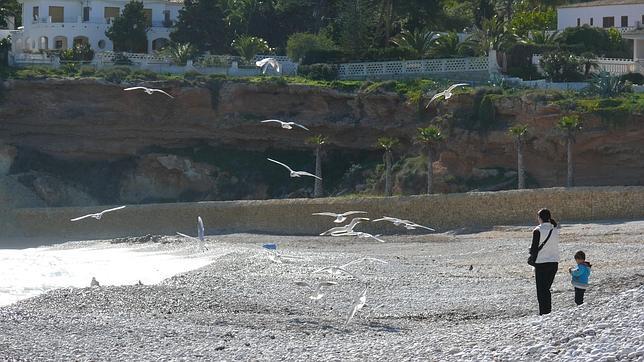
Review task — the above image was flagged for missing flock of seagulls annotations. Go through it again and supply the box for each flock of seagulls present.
[69,76,457,327]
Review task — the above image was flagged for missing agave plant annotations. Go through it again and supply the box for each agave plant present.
[391,28,439,58]
[588,70,626,97]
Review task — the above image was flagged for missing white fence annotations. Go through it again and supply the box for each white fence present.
[337,57,490,79]
[9,51,299,76]
[532,54,637,76]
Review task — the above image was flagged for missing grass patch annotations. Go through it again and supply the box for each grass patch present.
[557,93,644,128]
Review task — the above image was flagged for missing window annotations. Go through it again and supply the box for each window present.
[49,6,64,23]
[83,7,90,22]
[55,39,63,49]
[104,7,120,22]
[144,9,152,27]
[98,40,106,49]
[577,18,580,27]
[590,17,594,26]
[603,16,615,27]
[621,16,628,27]
[33,6,39,21]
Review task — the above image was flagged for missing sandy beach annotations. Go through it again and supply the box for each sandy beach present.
[0,220,642,361]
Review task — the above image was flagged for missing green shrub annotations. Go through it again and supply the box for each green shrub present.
[556,25,630,58]
[125,69,158,82]
[232,35,271,62]
[506,64,542,80]
[59,62,80,75]
[15,66,59,79]
[539,51,584,82]
[183,70,201,80]
[96,66,132,83]
[79,66,96,77]
[301,47,419,65]
[297,63,338,81]
[59,44,95,61]
[286,32,336,62]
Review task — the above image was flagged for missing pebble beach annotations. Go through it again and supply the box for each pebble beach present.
[0,220,642,361]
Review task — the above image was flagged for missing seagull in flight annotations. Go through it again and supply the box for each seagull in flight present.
[124,86,174,98]
[256,57,281,74]
[340,257,388,269]
[312,266,360,279]
[373,216,435,231]
[267,158,321,180]
[70,206,126,221]
[345,285,368,326]
[333,231,387,243]
[197,216,205,242]
[320,217,369,236]
[313,211,368,224]
[294,280,338,300]
[425,83,469,108]
[261,120,310,131]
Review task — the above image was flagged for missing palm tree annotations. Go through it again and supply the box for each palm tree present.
[377,136,399,196]
[508,124,528,189]
[231,35,270,63]
[306,134,327,198]
[161,42,196,66]
[526,30,560,46]
[470,16,521,70]
[392,28,439,58]
[557,114,583,187]
[416,127,444,194]
[430,32,477,58]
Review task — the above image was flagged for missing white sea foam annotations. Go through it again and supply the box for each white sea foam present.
[0,244,213,306]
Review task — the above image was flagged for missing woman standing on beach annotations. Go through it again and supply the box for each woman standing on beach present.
[529,208,560,315]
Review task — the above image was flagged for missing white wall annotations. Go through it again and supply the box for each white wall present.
[558,4,644,29]
[15,0,181,53]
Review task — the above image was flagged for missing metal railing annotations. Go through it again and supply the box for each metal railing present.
[336,57,489,79]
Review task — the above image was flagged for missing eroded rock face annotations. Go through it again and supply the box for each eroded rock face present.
[15,172,97,207]
[0,143,17,176]
[119,154,218,204]
[0,79,641,198]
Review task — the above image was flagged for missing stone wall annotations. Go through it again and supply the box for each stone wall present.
[0,186,642,244]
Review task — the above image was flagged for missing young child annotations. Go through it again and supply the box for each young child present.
[568,250,592,305]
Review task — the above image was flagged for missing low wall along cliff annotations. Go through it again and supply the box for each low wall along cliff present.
[0,187,642,243]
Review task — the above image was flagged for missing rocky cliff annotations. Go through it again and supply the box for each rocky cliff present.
[0,78,642,206]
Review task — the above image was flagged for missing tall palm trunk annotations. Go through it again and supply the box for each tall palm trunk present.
[384,150,392,196]
[566,136,573,187]
[426,147,433,194]
[314,145,323,197]
[517,140,525,189]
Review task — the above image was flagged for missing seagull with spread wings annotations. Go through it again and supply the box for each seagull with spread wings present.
[70,206,126,222]
[294,280,338,300]
[313,211,368,224]
[345,285,368,326]
[425,83,469,108]
[319,217,369,236]
[256,57,281,74]
[267,158,321,180]
[123,86,174,98]
[261,119,310,131]
[373,216,435,231]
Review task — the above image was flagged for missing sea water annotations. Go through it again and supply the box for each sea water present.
[0,244,213,306]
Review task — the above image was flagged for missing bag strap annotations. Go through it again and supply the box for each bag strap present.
[536,228,554,252]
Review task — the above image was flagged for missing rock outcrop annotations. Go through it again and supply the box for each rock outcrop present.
[0,78,641,205]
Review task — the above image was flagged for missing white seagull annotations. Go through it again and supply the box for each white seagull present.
[425,83,469,108]
[124,86,174,98]
[320,217,369,236]
[313,211,368,224]
[261,119,310,131]
[267,158,321,180]
[333,231,387,243]
[255,57,281,74]
[197,216,205,242]
[312,266,360,279]
[373,216,435,231]
[294,280,338,300]
[345,285,368,326]
[70,206,126,222]
[90,277,100,287]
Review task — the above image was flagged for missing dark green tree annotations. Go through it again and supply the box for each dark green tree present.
[0,0,21,28]
[171,0,229,54]
[105,1,149,53]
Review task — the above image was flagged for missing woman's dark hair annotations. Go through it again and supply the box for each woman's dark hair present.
[538,208,558,227]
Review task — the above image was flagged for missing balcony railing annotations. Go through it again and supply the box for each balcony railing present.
[30,16,175,27]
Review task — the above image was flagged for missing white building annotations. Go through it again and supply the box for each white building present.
[11,0,183,54]
[557,0,644,30]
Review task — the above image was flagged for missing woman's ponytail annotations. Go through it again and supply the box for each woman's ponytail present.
[550,218,558,227]
[538,208,557,227]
